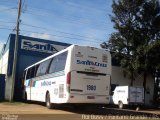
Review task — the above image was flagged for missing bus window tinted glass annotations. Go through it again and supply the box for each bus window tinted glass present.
[49,51,68,73]
[49,58,57,73]
[36,59,51,76]
[26,67,36,79]
[26,69,30,80]
[34,64,39,76]
[30,67,36,78]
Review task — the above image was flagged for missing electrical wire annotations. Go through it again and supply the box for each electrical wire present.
[20,29,103,44]
[21,23,104,42]
[24,8,107,26]
[0,7,17,12]
[0,20,16,24]
[0,27,13,30]
[22,11,108,32]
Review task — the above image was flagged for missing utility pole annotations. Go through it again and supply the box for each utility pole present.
[10,0,22,101]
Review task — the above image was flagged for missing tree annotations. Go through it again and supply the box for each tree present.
[102,0,160,90]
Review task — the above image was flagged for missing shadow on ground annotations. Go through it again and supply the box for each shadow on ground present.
[54,104,160,118]
[22,101,160,119]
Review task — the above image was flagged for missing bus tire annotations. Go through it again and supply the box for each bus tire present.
[46,93,53,109]
[23,92,27,103]
[118,101,123,109]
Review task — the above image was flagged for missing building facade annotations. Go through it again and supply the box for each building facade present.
[0,34,71,100]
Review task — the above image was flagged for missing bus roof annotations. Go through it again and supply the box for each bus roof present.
[24,44,109,70]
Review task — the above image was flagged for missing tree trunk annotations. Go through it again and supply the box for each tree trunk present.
[143,71,147,91]
[130,71,134,86]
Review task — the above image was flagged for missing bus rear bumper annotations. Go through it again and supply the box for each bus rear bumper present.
[67,94,110,104]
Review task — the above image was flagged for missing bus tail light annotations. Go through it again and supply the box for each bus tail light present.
[66,72,71,93]
[67,72,71,84]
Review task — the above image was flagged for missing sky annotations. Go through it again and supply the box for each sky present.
[0,0,114,51]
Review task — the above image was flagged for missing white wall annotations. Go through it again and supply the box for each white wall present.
[0,50,9,75]
[112,66,154,106]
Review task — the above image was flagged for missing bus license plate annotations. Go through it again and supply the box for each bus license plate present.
[87,96,95,99]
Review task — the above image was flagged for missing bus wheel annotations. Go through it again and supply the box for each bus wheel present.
[46,93,53,109]
[118,101,123,109]
[23,92,27,103]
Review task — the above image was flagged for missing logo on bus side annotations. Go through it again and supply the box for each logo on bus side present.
[21,39,58,53]
[77,60,107,67]
[41,81,52,86]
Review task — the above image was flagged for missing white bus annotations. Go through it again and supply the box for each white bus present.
[23,45,111,109]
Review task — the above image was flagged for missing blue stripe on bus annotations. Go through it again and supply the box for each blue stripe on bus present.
[27,70,65,87]
[39,70,65,80]
[28,80,31,86]
[33,81,36,87]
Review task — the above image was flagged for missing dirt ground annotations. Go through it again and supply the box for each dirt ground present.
[0,102,159,120]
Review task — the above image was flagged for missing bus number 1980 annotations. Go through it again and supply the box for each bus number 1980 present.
[87,85,96,91]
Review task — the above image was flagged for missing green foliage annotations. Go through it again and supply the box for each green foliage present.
[103,0,160,86]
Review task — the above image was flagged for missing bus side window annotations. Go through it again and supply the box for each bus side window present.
[36,59,51,76]
[49,58,57,73]
[26,67,36,79]
[55,52,68,72]
[48,51,68,73]
[30,67,35,78]
[34,64,39,77]
[26,69,31,80]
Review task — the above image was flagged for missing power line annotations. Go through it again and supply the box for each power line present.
[0,25,15,28]
[21,0,26,12]
[21,3,109,27]
[26,5,110,18]
[24,8,107,25]
[20,29,103,44]
[0,0,17,3]
[23,11,108,31]
[0,7,17,12]
[0,2,17,7]
[26,1,108,14]
[0,20,16,24]
[21,23,104,42]
[62,0,107,12]
[0,27,13,30]
[21,3,109,30]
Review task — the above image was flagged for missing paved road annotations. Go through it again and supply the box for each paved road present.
[0,102,159,120]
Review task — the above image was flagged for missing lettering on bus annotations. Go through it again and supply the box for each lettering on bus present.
[84,68,99,73]
[87,85,96,91]
[21,39,58,53]
[41,81,52,86]
[77,60,107,68]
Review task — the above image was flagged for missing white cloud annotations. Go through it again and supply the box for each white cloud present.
[30,33,51,40]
